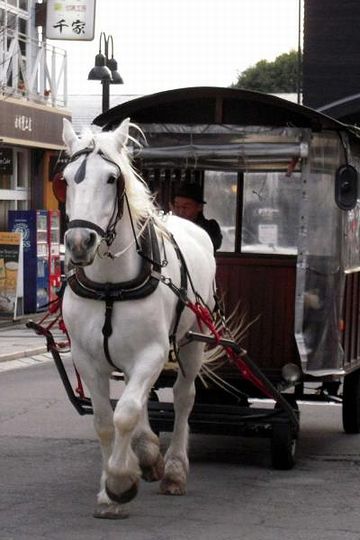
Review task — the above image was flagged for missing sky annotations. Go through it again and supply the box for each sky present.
[48,0,301,97]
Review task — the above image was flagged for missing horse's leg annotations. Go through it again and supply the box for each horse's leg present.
[105,352,165,503]
[71,347,127,519]
[160,340,204,495]
[132,403,164,482]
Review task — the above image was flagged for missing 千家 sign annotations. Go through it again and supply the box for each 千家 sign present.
[46,0,96,41]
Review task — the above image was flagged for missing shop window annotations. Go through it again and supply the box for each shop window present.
[17,200,28,210]
[204,171,237,252]
[0,148,29,231]
[7,11,17,30]
[16,150,28,188]
[0,175,11,189]
[19,17,26,35]
[19,0,29,11]
[0,200,14,231]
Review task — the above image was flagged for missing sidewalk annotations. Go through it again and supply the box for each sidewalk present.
[0,316,48,362]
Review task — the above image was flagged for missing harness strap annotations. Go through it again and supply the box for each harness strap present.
[67,220,161,301]
[168,235,188,377]
[68,219,162,370]
[102,297,118,370]
[67,219,106,238]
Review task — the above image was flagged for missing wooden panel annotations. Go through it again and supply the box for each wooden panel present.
[343,272,360,365]
[215,255,299,372]
[350,273,359,360]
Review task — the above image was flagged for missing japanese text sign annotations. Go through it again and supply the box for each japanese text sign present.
[46,0,96,41]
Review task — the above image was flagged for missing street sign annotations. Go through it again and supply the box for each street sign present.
[46,0,96,41]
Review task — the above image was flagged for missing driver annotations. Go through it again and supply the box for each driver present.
[170,183,222,252]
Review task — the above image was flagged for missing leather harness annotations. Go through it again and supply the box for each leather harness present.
[64,146,188,371]
[67,219,188,371]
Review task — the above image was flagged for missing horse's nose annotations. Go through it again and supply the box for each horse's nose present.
[65,229,98,264]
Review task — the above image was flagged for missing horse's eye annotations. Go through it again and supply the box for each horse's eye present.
[107,175,117,185]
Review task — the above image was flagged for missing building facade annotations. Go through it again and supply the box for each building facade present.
[0,0,71,231]
[303,0,360,111]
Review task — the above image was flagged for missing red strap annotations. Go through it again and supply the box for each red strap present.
[186,300,272,398]
[74,366,85,398]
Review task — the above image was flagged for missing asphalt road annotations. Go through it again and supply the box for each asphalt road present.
[1,359,360,540]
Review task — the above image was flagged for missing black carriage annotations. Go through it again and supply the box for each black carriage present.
[31,86,360,470]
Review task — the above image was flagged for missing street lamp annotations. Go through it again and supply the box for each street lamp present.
[88,32,123,113]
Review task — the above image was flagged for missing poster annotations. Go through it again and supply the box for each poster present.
[0,232,24,319]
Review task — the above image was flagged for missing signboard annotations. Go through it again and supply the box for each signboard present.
[0,232,24,319]
[0,148,13,175]
[46,0,96,41]
[0,98,71,149]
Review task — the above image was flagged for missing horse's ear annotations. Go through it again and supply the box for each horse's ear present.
[113,117,130,149]
[62,118,78,153]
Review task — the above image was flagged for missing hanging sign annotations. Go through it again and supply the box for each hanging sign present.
[46,0,96,41]
[0,232,24,319]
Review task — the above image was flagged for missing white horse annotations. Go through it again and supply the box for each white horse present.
[61,118,217,518]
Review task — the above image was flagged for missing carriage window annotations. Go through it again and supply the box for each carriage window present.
[204,171,237,252]
[242,172,301,255]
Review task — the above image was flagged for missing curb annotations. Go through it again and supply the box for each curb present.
[0,346,48,363]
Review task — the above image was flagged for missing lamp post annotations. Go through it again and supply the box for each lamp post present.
[297,0,302,105]
[88,32,123,113]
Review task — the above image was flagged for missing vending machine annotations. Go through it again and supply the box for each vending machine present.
[8,210,49,313]
[47,210,61,302]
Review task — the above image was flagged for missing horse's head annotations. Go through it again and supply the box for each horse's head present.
[60,118,130,266]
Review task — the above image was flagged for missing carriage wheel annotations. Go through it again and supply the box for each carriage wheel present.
[342,370,360,433]
[271,422,297,470]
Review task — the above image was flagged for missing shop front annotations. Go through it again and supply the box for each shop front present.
[0,96,71,231]
[0,96,70,317]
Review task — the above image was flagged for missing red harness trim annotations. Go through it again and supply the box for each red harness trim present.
[186,300,272,398]
[36,297,86,399]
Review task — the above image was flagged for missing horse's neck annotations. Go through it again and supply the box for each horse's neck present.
[84,209,142,283]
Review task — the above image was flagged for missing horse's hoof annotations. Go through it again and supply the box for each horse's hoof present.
[159,477,186,495]
[93,503,129,520]
[142,454,165,482]
[105,480,139,504]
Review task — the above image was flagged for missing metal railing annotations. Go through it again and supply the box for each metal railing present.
[0,29,67,108]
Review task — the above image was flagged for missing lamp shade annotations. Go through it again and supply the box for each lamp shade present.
[88,52,112,81]
[106,57,124,84]
[110,70,124,84]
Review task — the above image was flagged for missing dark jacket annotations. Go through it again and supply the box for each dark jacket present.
[195,213,222,252]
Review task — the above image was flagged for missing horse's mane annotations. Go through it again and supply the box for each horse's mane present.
[77,125,157,226]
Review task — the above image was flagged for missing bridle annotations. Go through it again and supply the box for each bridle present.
[65,147,126,248]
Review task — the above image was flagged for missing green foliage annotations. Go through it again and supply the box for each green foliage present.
[231,50,301,93]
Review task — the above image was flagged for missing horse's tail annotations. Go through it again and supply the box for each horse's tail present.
[197,301,259,397]
[161,293,259,400]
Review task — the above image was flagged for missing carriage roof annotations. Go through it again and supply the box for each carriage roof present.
[92,86,359,137]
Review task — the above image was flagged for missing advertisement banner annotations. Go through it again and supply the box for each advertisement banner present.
[0,232,24,319]
[46,0,96,41]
